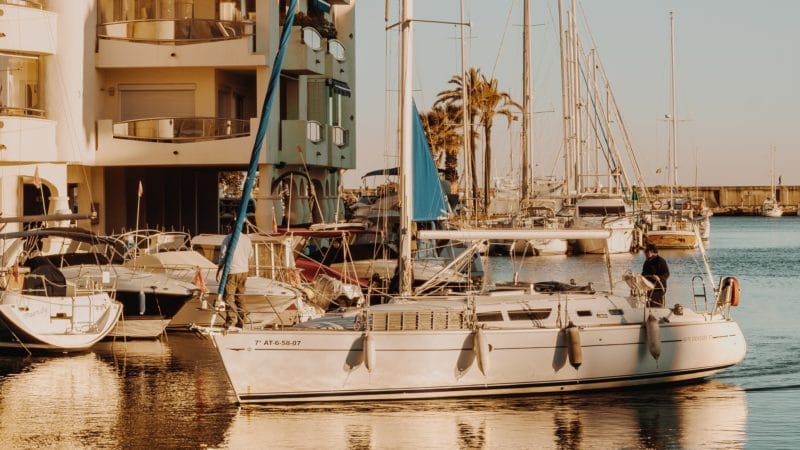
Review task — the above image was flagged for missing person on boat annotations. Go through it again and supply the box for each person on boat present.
[216,224,253,329]
[642,243,669,307]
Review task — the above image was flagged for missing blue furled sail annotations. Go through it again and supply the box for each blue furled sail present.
[218,0,298,298]
[412,102,448,222]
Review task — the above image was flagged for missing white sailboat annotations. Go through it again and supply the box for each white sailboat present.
[762,145,783,217]
[645,13,698,249]
[211,1,746,404]
[557,1,635,254]
[509,0,567,256]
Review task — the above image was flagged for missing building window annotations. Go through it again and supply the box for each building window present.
[0,53,41,117]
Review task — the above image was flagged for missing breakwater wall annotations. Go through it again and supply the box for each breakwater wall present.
[648,185,800,215]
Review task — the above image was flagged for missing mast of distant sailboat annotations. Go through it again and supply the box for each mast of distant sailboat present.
[668,11,678,209]
[521,0,532,201]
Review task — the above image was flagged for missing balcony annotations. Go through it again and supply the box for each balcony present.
[324,39,348,83]
[111,117,250,142]
[96,117,257,166]
[282,27,324,76]
[96,19,263,68]
[0,2,57,54]
[0,114,57,163]
[328,126,354,169]
[98,18,253,45]
[276,120,329,167]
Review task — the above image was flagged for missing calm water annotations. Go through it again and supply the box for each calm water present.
[0,216,797,449]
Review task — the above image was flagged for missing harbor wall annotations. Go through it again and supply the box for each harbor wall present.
[647,185,800,215]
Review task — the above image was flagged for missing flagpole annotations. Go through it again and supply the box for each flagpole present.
[136,180,143,231]
[34,167,46,217]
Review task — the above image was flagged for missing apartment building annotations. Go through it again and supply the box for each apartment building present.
[0,0,355,235]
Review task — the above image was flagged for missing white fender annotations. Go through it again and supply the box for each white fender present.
[138,290,146,315]
[566,322,582,368]
[646,314,661,360]
[363,332,376,373]
[474,328,491,376]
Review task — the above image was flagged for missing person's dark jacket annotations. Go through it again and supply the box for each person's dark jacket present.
[642,254,670,290]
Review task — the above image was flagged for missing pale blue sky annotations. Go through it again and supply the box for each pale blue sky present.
[349,0,800,188]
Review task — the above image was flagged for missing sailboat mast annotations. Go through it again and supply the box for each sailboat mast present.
[570,0,582,195]
[459,0,473,220]
[521,0,532,200]
[770,145,775,200]
[557,0,570,199]
[669,12,677,206]
[398,0,415,296]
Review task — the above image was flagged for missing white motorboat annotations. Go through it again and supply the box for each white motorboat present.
[570,196,635,254]
[57,264,198,339]
[125,232,317,330]
[211,2,745,404]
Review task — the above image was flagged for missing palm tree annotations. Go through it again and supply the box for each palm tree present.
[436,68,520,215]
[474,74,520,214]
[436,67,483,212]
[420,104,462,186]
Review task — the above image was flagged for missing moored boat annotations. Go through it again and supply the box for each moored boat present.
[0,268,121,353]
[210,1,746,404]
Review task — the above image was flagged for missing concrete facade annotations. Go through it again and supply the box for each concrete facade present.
[0,0,356,235]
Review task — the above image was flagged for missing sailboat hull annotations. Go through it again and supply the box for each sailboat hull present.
[213,317,745,403]
[574,226,634,254]
[645,230,698,249]
[0,292,121,352]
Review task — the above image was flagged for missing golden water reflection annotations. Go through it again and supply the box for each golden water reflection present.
[225,381,747,449]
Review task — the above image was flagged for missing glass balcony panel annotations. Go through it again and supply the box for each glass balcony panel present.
[112,117,250,142]
[0,53,41,118]
[328,39,345,61]
[97,0,253,44]
[302,27,322,51]
[0,0,43,8]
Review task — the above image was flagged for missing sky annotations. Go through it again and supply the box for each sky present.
[348,0,800,188]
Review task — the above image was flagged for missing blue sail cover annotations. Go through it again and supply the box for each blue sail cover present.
[412,102,448,221]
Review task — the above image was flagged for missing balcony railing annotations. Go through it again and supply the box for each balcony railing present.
[97,19,253,45]
[302,27,323,51]
[0,106,45,118]
[328,39,345,61]
[112,117,250,142]
[0,0,42,8]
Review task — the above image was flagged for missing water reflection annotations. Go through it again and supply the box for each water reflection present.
[0,353,120,449]
[222,381,746,449]
[93,335,236,449]
[0,335,236,449]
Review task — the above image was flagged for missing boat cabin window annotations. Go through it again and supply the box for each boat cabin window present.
[508,309,551,321]
[576,310,592,317]
[608,309,624,315]
[476,312,504,322]
[577,206,626,217]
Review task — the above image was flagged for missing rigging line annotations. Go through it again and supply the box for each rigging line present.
[489,0,518,81]
[577,1,650,197]
[578,62,631,192]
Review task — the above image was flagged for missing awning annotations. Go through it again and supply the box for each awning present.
[362,167,398,178]
[326,79,351,97]
[310,0,331,14]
